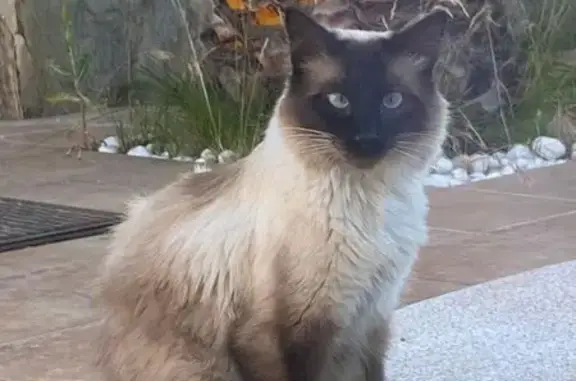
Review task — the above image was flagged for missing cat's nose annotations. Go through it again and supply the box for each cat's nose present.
[351,134,384,157]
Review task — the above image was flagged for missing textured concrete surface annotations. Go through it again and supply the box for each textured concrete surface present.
[389,260,576,381]
[0,112,192,211]
[1,117,576,380]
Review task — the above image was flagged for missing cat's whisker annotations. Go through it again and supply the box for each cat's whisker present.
[289,136,334,143]
[395,140,438,151]
[288,137,336,147]
[291,143,336,154]
[397,131,437,136]
[293,144,332,152]
[396,136,435,146]
[298,146,336,154]
[284,126,338,140]
[395,136,440,146]
[390,147,421,163]
[393,147,427,159]
[395,132,441,140]
[288,138,338,152]
[289,138,333,147]
[284,131,333,140]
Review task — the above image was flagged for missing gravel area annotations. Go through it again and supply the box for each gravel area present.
[98,135,576,187]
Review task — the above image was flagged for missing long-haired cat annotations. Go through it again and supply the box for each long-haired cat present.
[94,6,451,381]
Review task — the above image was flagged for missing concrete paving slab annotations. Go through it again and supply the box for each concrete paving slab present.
[426,227,478,247]
[0,275,94,343]
[0,235,107,279]
[413,211,576,285]
[0,323,102,381]
[0,237,106,345]
[471,163,576,202]
[401,277,467,306]
[1,175,574,380]
[426,181,576,233]
[1,146,192,212]
[389,260,576,381]
[1,116,575,380]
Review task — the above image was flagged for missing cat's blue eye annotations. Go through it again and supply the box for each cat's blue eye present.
[382,92,403,109]
[327,93,350,110]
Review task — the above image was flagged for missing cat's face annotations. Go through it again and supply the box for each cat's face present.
[278,7,451,170]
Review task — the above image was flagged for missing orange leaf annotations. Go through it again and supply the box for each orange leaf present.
[251,3,282,26]
[225,0,246,11]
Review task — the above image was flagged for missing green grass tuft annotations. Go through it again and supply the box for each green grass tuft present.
[507,0,576,142]
[122,56,274,158]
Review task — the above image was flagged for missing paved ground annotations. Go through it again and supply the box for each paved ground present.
[390,260,576,381]
[0,116,575,380]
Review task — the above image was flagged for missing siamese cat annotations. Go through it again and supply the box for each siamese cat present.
[94,6,451,381]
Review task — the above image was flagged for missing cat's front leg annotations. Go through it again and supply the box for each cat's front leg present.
[230,319,290,381]
[363,321,391,381]
[283,329,334,381]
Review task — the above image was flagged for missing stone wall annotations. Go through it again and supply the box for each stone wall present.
[0,0,215,119]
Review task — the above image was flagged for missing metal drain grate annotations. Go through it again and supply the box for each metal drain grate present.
[0,197,124,253]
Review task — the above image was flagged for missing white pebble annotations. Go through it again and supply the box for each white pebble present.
[200,148,218,164]
[501,165,515,175]
[152,151,170,160]
[533,157,545,168]
[423,173,451,188]
[103,136,119,148]
[493,151,506,160]
[432,156,453,174]
[98,144,118,154]
[542,161,558,167]
[554,159,567,166]
[531,136,566,161]
[572,143,576,160]
[488,155,502,171]
[506,144,534,160]
[485,171,502,179]
[514,158,532,170]
[173,155,195,162]
[127,145,152,157]
[193,158,213,173]
[470,173,487,182]
[218,149,240,164]
[490,152,509,169]
[146,143,156,153]
[468,153,490,174]
[452,168,469,182]
[451,154,470,170]
[449,178,464,187]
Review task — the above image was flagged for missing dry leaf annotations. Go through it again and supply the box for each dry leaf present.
[226,0,247,11]
[251,3,282,26]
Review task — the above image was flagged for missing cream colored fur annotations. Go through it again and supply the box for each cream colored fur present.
[96,26,450,381]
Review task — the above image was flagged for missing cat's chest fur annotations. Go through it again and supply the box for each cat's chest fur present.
[274,174,429,330]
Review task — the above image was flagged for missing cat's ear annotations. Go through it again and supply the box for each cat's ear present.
[282,6,335,70]
[391,7,452,66]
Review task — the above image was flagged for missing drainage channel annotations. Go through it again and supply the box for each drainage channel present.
[0,197,123,253]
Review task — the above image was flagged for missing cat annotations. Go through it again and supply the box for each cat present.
[94,6,451,381]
